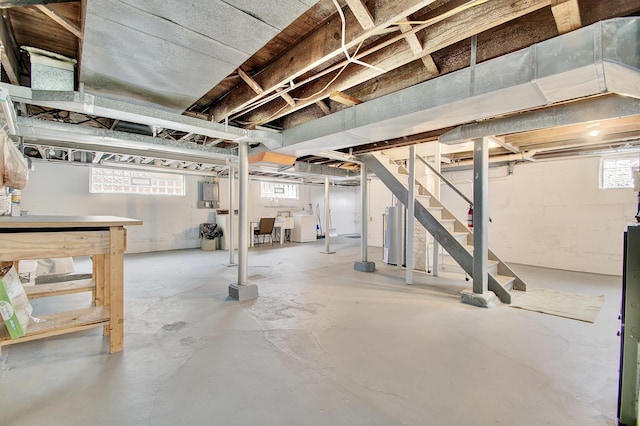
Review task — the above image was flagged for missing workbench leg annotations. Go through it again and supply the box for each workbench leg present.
[92,254,109,336]
[108,227,126,353]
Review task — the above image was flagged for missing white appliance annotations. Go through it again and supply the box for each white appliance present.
[291,215,317,242]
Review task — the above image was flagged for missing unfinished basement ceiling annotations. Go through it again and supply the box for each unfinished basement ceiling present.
[0,0,639,176]
[80,0,319,112]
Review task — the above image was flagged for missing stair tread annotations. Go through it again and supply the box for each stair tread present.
[494,274,516,285]
[440,253,498,266]
[363,152,527,303]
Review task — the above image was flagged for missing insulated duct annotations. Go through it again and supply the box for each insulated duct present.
[281,18,640,156]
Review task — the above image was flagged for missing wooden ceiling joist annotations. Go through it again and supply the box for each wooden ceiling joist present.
[209,0,440,122]
[276,87,296,107]
[329,90,362,106]
[316,100,331,115]
[551,0,582,34]
[0,10,19,84]
[344,0,375,30]
[237,67,264,95]
[241,0,552,126]
[35,4,81,38]
[0,0,76,7]
[238,67,297,108]
[398,17,439,75]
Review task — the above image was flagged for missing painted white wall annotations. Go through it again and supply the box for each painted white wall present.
[242,179,358,236]
[439,156,636,276]
[20,162,359,253]
[25,153,631,275]
[309,184,359,236]
[21,161,216,253]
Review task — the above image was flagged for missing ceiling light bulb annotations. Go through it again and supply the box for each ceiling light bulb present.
[589,129,600,137]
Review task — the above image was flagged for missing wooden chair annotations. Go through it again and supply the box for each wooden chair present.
[254,217,276,245]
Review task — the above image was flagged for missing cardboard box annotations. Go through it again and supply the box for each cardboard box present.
[0,266,33,339]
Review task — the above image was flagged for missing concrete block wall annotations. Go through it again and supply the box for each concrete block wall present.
[367,153,634,275]
[21,162,214,253]
[413,217,427,271]
[21,161,358,253]
[440,156,636,276]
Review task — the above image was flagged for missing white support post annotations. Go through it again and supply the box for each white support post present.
[354,165,375,272]
[322,175,335,254]
[238,143,248,285]
[361,167,368,262]
[227,164,236,266]
[228,141,257,301]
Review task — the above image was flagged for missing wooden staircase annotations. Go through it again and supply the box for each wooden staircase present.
[359,151,526,304]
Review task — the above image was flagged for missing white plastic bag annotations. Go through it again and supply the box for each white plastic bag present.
[1,131,28,189]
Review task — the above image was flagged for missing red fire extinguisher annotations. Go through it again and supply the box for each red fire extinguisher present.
[467,205,473,229]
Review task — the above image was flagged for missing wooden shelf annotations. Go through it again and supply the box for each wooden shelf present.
[25,278,95,299]
[0,306,109,346]
[0,215,141,353]
[0,215,143,229]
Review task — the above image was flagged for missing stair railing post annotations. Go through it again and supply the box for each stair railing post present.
[406,145,416,285]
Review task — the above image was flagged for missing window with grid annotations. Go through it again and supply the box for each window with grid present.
[601,157,640,189]
[90,167,185,196]
[260,181,299,199]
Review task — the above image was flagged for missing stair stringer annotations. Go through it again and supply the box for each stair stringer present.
[360,152,512,303]
[426,187,526,292]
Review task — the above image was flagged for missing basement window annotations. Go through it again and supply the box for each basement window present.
[260,182,299,199]
[601,157,640,189]
[90,167,185,196]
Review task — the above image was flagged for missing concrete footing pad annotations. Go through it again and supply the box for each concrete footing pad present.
[228,283,258,301]
[460,289,497,308]
[354,261,375,272]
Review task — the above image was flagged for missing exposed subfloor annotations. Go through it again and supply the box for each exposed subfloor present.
[0,237,622,425]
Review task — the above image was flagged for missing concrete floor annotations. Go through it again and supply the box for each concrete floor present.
[0,237,622,425]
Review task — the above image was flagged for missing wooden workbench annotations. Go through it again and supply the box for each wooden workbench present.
[0,215,142,353]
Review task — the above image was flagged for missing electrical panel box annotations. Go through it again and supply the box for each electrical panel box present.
[198,181,219,208]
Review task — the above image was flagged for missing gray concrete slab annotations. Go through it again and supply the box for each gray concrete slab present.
[460,288,497,308]
[0,238,622,425]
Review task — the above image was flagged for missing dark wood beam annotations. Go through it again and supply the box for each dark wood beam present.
[315,100,331,115]
[345,0,375,30]
[35,4,82,38]
[341,127,455,154]
[209,0,440,122]
[398,17,439,75]
[242,0,551,125]
[0,9,19,84]
[0,0,77,8]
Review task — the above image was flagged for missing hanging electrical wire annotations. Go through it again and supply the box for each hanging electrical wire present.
[331,0,384,73]
[230,0,490,125]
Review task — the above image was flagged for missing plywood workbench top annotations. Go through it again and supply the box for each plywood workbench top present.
[0,215,143,229]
